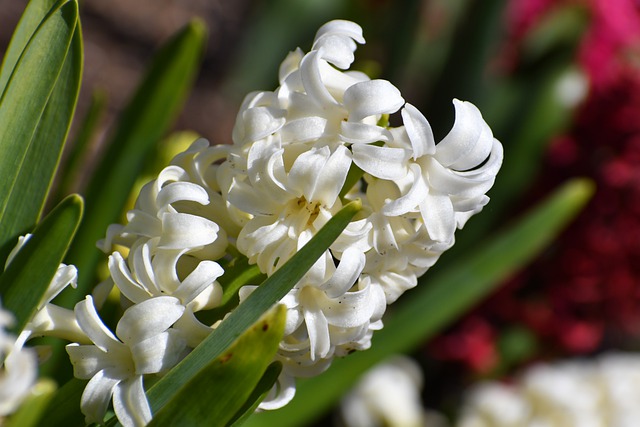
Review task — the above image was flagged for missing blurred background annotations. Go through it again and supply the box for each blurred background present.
[2,0,640,424]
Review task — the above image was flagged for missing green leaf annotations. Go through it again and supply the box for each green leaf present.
[61,18,206,307]
[41,378,87,427]
[0,0,79,265]
[147,200,361,412]
[147,305,286,427]
[0,0,60,94]
[243,178,594,427]
[0,194,83,334]
[56,89,107,201]
[228,362,283,427]
[6,379,57,427]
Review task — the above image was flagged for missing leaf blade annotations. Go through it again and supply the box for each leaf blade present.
[147,305,286,427]
[0,194,83,334]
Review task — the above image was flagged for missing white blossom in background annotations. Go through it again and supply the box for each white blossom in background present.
[0,302,38,417]
[457,352,640,427]
[341,355,448,427]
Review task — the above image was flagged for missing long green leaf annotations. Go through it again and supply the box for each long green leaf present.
[0,0,60,94]
[0,194,83,334]
[244,178,594,427]
[147,200,361,412]
[0,0,78,264]
[41,378,87,427]
[61,18,206,306]
[147,305,286,427]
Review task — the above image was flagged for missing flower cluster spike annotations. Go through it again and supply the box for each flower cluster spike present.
[65,19,502,424]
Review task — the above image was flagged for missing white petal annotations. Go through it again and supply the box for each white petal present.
[116,296,184,345]
[66,344,109,379]
[130,329,186,374]
[381,164,429,216]
[401,103,436,158]
[156,181,210,208]
[314,34,357,69]
[340,122,393,144]
[300,50,338,108]
[320,247,365,298]
[278,48,303,83]
[108,252,151,304]
[280,116,327,143]
[351,144,410,180]
[310,145,352,207]
[158,212,219,249]
[173,260,225,304]
[313,19,365,46]
[434,99,486,169]
[344,80,404,122]
[240,106,287,143]
[81,370,120,426]
[303,304,331,360]
[258,372,297,411]
[419,192,456,243]
[75,296,120,352]
[113,376,152,427]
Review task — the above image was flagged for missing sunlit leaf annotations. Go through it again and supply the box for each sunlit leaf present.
[147,305,286,427]
[0,0,79,265]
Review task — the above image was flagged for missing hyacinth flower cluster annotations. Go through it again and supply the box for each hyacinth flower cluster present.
[54,19,504,425]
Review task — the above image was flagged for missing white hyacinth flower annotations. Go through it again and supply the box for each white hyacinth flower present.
[67,296,186,427]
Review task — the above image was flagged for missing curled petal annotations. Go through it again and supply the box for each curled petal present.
[314,34,357,69]
[81,369,121,426]
[340,122,393,145]
[303,304,331,360]
[381,164,429,217]
[320,247,365,298]
[75,296,120,352]
[311,145,352,207]
[109,252,151,304]
[300,50,338,108]
[401,103,436,158]
[113,376,152,427]
[116,296,184,345]
[351,144,410,180]
[313,19,365,46]
[279,48,304,83]
[158,212,219,249]
[419,192,456,243]
[434,99,488,169]
[321,285,381,329]
[259,372,297,411]
[344,80,404,122]
[173,260,225,305]
[156,181,210,208]
[240,106,287,143]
